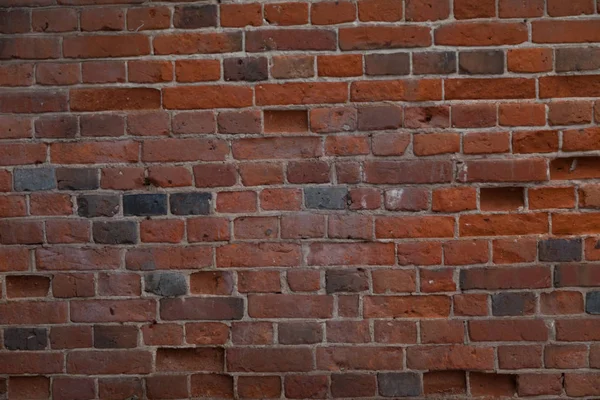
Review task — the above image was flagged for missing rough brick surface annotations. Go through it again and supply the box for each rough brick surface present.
[0,2,599,398]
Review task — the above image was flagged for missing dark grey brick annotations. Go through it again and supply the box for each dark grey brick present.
[278,322,323,344]
[123,194,167,216]
[4,327,47,350]
[305,186,348,210]
[556,47,600,72]
[145,272,188,297]
[93,221,137,244]
[365,52,410,76]
[539,239,582,262]
[224,57,268,81]
[492,292,536,316]
[326,269,369,293]
[357,105,403,131]
[13,168,56,191]
[173,4,217,28]
[586,291,600,314]
[170,192,211,215]
[413,51,457,75]
[378,372,421,397]
[77,194,119,217]
[56,168,99,190]
[93,325,138,348]
[459,50,504,75]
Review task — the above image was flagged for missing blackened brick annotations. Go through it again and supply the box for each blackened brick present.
[413,51,457,75]
[305,186,348,210]
[123,194,167,216]
[4,327,47,350]
[94,325,138,348]
[459,50,505,74]
[77,194,119,217]
[539,239,582,262]
[173,5,217,28]
[492,292,536,316]
[224,57,268,81]
[378,372,422,397]
[365,53,410,76]
[586,291,600,314]
[56,168,99,190]
[326,269,369,293]
[145,272,188,297]
[14,168,56,192]
[93,221,137,244]
[357,105,403,131]
[278,322,323,344]
[170,192,211,215]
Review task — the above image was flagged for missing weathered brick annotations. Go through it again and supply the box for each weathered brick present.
[93,221,137,244]
[304,186,348,210]
[77,195,119,218]
[170,192,211,215]
[378,373,421,397]
[13,168,55,191]
[4,327,47,350]
[145,272,187,297]
[123,194,167,216]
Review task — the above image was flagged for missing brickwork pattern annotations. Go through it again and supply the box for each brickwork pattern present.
[1,0,600,398]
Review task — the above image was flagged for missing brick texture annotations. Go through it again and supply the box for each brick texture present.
[0,1,599,398]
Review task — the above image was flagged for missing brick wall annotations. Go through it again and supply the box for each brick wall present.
[1,0,600,398]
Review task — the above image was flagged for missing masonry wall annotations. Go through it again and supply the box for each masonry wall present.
[1,0,600,398]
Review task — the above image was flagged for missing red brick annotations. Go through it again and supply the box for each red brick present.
[127,6,170,30]
[8,376,50,399]
[185,324,229,347]
[164,85,252,109]
[432,187,477,212]
[311,1,355,24]
[191,374,234,398]
[470,373,516,397]
[247,29,336,52]
[264,2,308,25]
[364,295,450,318]
[249,294,333,318]
[529,186,576,209]
[0,64,33,87]
[175,59,220,82]
[64,35,149,58]
[228,348,312,372]
[376,216,454,239]
[318,346,404,371]
[372,269,416,293]
[413,133,460,156]
[454,0,495,18]
[156,348,224,372]
[424,371,466,396]
[6,275,49,298]
[358,0,403,21]
[233,322,273,345]
[220,3,262,27]
[469,320,548,341]
[454,294,488,316]
[340,26,431,50]
[461,266,551,290]
[498,345,543,369]
[397,241,443,266]
[67,350,152,375]
[406,0,449,21]
[238,376,281,398]
[80,7,124,31]
[239,270,281,293]
[142,138,227,162]
[507,48,553,72]
[142,324,182,346]
[499,0,544,17]
[548,0,594,16]
[435,22,527,46]
[445,78,535,99]
[545,344,588,368]
[463,131,510,154]
[285,375,328,399]
[499,102,546,126]
[82,61,125,83]
[421,320,464,344]
[407,345,494,370]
